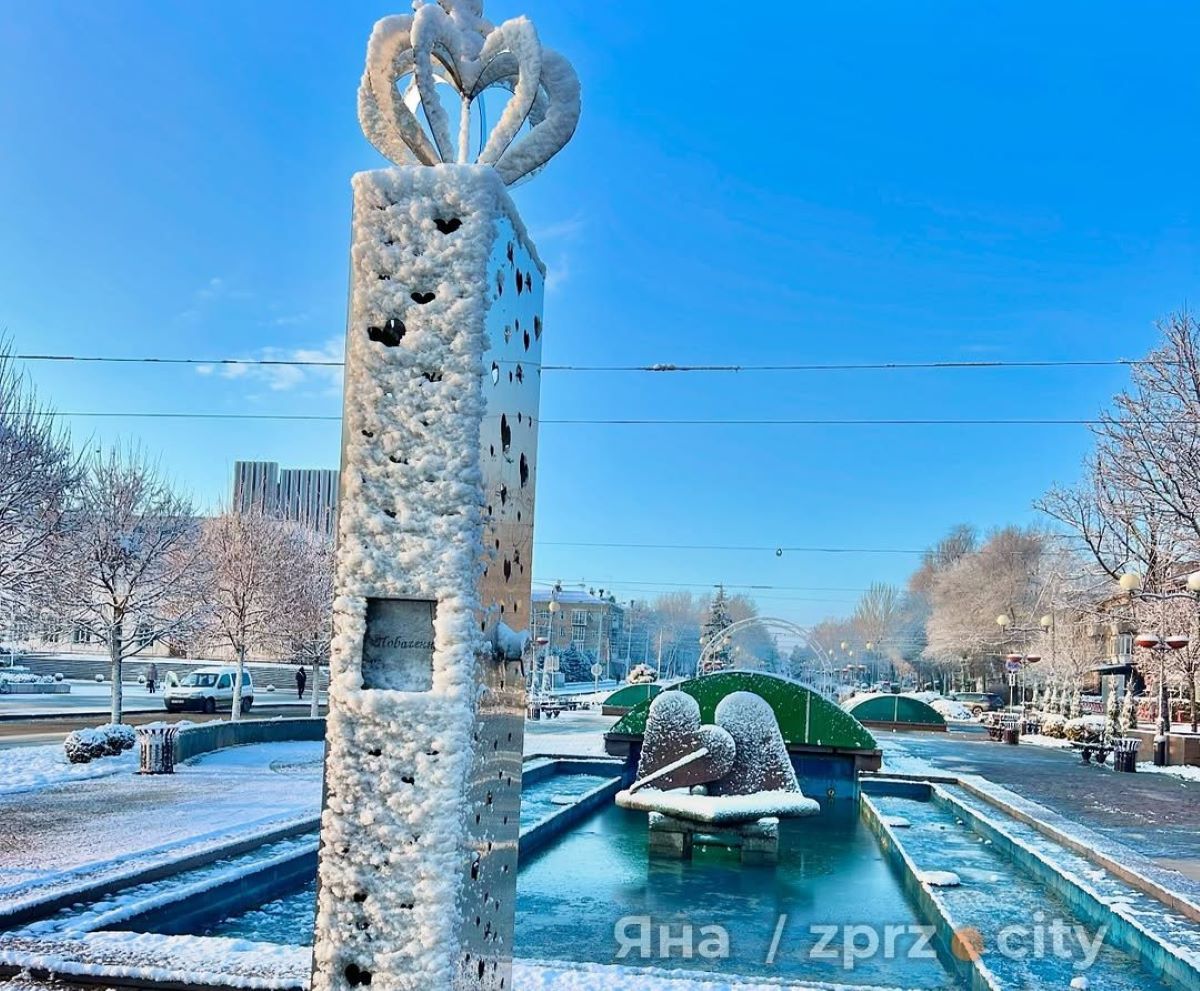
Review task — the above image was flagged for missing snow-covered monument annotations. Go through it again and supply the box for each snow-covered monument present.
[606,672,883,805]
[311,4,579,991]
[615,690,821,860]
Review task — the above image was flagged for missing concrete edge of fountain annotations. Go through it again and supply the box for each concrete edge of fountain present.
[925,783,1200,991]
[864,769,1200,923]
[519,759,626,860]
[859,788,1005,991]
[0,817,321,933]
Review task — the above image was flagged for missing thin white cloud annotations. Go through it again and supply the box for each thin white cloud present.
[197,338,345,395]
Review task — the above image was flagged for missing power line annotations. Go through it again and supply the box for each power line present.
[535,540,922,554]
[13,352,1152,373]
[42,410,1133,427]
[532,577,871,593]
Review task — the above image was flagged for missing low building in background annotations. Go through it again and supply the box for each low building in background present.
[532,586,625,682]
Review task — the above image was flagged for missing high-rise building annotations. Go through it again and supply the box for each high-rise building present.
[232,461,339,536]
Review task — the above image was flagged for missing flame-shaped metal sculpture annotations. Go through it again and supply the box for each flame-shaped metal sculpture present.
[360,0,581,185]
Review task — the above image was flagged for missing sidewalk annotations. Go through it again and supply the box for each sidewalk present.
[880,730,1200,879]
[0,741,324,914]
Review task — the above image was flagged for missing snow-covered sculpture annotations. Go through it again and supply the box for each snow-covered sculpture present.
[360,0,581,186]
[618,690,820,829]
[312,5,578,991]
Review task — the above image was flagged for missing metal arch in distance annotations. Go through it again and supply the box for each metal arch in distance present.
[697,617,836,697]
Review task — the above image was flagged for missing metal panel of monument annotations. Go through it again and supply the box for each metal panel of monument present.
[311,3,580,991]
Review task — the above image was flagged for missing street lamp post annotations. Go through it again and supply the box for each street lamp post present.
[1117,570,1200,766]
[996,613,1048,710]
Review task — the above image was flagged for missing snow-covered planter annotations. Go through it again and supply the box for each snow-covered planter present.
[1065,716,1105,743]
[0,672,54,685]
[63,723,137,764]
[1041,714,1067,739]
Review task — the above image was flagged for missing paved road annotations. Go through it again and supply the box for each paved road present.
[0,704,328,747]
[889,729,1200,873]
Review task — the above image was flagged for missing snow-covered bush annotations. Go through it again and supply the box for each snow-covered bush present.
[137,674,146,685]
[1041,714,1067,739]
[930,698,975,722]
[53,672,64,682]
[63,723,137,763]
[1064,716,1104,743]
[94,673,105,683]
[0,672,54,685]
[266,684,276,693]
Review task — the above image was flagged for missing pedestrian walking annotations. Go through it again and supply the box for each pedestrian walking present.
[296,665,307,700]
[146,662,158,695]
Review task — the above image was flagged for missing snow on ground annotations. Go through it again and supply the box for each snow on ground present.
[0,743,137,798]
[0,931,310,991]
[1019,733,1073,750]
[1135,761,1200,782]
[0,741,323,909]
[523,708,613,756]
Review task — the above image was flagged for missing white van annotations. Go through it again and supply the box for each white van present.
[164,666,254,714]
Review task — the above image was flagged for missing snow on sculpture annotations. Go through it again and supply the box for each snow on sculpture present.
[634,692,736,791]
[618,690,820,839]
[711,692,803,796]
[312,4,578,991]
[360,0,582,186]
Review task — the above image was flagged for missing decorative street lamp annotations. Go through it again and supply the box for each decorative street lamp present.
[1117,570,1200,766]
[995,613,1048,709]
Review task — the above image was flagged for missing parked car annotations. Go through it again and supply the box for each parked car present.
[164,666,254,714]
[948,691,1005,716]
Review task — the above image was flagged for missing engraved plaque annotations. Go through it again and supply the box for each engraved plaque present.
[361,598,437,692]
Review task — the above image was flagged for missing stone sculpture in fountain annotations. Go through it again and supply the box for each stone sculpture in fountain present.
[617,690,820,861]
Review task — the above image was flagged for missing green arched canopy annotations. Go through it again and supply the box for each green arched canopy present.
[608,671,877,751]
[843,694,947,729]
[603,683,662,710]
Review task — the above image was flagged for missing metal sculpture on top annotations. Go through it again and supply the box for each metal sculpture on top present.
[359,0,582,185]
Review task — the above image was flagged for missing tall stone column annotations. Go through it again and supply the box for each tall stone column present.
[311,5,579,991]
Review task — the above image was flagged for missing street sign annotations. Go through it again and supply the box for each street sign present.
[1005,658,1023,674]
[544,655,560,673]
[1008,673,1018,686]
[590,662,603,678]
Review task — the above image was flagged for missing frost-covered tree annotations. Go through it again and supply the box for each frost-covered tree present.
[1067,685,1083,720]
[1120,681,1138,733]
[1105,680,1122,743]
[1092,311,1200,546]
[199,510,299,721]
[699,586,734,674]
[0,343,79,615]
[284,530,335,718]
[924,527,1052,680]
[57,447,201,723]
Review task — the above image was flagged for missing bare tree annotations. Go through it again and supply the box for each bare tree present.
[199,510,298,721]
[924,527,1054,685]
[58,447,201,723]
[0,342,79,617]
[283,530,335,718]
[1095,311,1200,545]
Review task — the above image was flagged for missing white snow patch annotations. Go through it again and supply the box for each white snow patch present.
[919,870,961,887]
[0,742,136,797]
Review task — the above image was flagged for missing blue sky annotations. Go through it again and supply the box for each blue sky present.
[2,1,1198,625]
